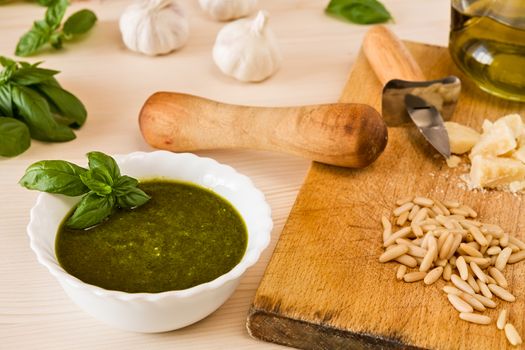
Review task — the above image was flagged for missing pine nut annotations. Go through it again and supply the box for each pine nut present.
[505,323,522,346]
[470,261,487,283]
[383,227,412,247]
[459,312,491,325]
[488,267,508,288]
[472,294,496,308]
[443,263,452,281]
[488,284,515,302]
[381,215,392,242]
[403,271,426,283]
[477,279,493,299]
[396,211,409,226]
[394,254,418,268]
[497,309,507,330]
[443,285,462,295]
[412,207,428,224]
[456,256,469,280]
[451,274,475,295]
[419,246,437,272]
[447,294,473,313]
[508,250,525,264]
[486,246,501,255]
[413,196,434,207]
[379,244,409,263]
[468,226,488,247]
[509,236,525,250]
[467,274,480,293]
[424,266,443,285]
[396,265,407,281]
[495,247,513,271]
[393,202,414,217]
[459,293,485,311]
[459,243,483,257]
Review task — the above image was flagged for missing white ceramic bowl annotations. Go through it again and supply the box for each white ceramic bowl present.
[27,151,272,333]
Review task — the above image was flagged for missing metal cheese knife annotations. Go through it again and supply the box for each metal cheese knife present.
[363,26,461,159]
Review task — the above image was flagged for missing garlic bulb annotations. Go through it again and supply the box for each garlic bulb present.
[199,0,258,21]
[213,11,282,82]
[119,0,189,56]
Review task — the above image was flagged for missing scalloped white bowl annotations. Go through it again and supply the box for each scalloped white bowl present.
[27,151,272,333]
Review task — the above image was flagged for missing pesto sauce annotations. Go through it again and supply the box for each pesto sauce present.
[55,180,248,293]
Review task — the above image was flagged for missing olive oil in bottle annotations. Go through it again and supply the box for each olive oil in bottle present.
[449,6,525,102]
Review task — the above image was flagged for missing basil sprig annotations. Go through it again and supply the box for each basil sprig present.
[15,0,97,57]
[20,151,151,229]
[0,57,87,157]
[325,0,393,25]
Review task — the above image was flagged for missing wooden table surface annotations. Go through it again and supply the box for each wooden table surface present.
[0,1,450,349]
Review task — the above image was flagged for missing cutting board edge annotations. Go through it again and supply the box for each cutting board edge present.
[246,305,427,350]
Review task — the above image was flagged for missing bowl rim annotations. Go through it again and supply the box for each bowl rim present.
[27,151,273,301]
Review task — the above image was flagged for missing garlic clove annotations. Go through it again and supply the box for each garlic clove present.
[213,10,282,82]
[119,0,189,56]
[199,0,258,21]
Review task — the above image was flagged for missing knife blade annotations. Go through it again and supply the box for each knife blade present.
[404,94,451,158]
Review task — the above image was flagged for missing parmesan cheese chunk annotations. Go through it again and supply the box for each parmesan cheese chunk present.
[470,156,525,189]
[509,181,525,193]
[498,114,524,139]
[470,121,516,159]
[481,119,493,133]
[445,122,480,155]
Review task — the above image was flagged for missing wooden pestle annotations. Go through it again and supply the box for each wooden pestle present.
[139,92,388,168]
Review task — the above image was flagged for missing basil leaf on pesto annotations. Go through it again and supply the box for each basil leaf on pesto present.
[20,151,151,229]
[19,160,89,196]
[66,192,115,229]
[87,151,120,184]
[116,187,151,209]
[80,170,113,196]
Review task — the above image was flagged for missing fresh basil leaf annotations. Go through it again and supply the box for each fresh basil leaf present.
[50,32,64,49]
[38,0,56,6]
[63,9,97,36]
[0,84,13,117]
[80,169,113,196]
[66,192,115,229]
[87,151,120,183]
[0,56,16,68]
[15,21,51,57]
[11,66,59,85]
[116,187,150,209]
[19,159,89,196]
[112,175,139,197]
[45,0,68,29]
[35,83,86,127]
[11,83,75,141]
[325,0,392,24]
[0,117,30,157]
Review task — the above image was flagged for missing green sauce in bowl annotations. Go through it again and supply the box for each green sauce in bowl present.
[55,180,248,293]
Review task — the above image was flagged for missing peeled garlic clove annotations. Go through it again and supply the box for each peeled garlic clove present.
[199,0,258,21]
[119,0,189,56]
[213,10,282,82]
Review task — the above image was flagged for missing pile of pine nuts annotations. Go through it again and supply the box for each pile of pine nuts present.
[380,196,524,347]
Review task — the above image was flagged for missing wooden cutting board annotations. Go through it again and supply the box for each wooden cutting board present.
[246,42,525,350]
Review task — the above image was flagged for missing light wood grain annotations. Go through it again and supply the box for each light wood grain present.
[0,0,451,349]
[139,92,387,168]
[363,25,426,84]
[247,42,525,349]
